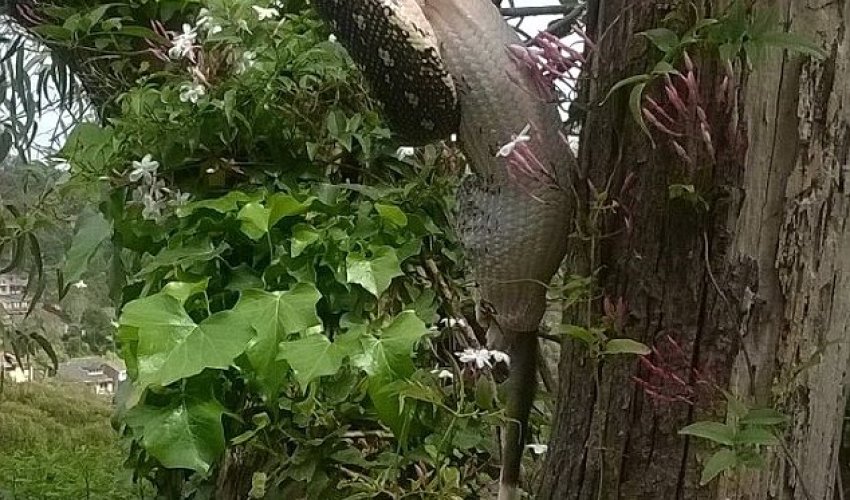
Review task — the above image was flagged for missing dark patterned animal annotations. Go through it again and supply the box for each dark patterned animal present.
[312,1,574,498]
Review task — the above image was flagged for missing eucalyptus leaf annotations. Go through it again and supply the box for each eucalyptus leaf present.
[640,28,680,53]
[679,421,736,446]
[63,208,112,285]
[602,338,650,356]
[740,408,787,426]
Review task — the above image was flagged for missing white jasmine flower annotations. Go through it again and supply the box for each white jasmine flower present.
[431,369,454,380]
[497,124,532,157]
[168,24,197,60]
[252,6,279,20]
[395,146,415,160]
[129,154,159,184]
[328,34,337,43]
[439,317,468,328]
[208,24,223,35]
[196,8,212,28]
[52,158,71,173]
[141,193,163,220]
[236,50,257,73]
[179,83,206,104]
[72,280,88,289]
[526,444,548,455]
[455,348,494,369]
[490,350,511,366]
[454,348,511,369]
[169,190,191,206]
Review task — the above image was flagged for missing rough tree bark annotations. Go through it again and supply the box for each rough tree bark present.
[539,1,850,499]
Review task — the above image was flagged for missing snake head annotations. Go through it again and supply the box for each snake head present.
[312,0,460,145]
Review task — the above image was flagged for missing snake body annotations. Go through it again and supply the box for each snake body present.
[313,1,573,498]
[311,0,460,144]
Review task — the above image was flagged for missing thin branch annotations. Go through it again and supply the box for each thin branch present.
[501,5,576,17]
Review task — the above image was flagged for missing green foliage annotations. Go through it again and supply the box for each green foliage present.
[0,382,146,499]
[679,395,787,485]
[607,1,826,135]
[62,208,112,290]
[0,163,81,373]
[668,183,709,213]
[556,323,649,358]
[37,1,501,497]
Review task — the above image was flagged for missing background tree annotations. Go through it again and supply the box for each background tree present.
[540,1,849,499]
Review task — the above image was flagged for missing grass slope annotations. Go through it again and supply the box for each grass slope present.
[0,382,140,499]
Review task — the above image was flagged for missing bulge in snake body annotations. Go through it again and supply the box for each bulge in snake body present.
[422,0,573,333]
[312,0,572,334]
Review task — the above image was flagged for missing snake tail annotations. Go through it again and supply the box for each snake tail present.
[495,328,538,500]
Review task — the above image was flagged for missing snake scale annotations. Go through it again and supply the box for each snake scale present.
[312,1,574,498]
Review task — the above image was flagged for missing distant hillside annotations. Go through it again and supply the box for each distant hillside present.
[0,382,145,499]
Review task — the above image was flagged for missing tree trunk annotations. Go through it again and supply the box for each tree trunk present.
[540,1,850,499]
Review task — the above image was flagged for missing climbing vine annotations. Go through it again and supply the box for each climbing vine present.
[21,0,517,496]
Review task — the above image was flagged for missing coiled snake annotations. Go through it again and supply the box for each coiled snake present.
[312,1,574,498]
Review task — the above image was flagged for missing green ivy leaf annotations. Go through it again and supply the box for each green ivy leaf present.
[120,294,253,388]
[177,191,256,217]
[346,246,404,297]
[125,386,226,473]
[162,279,209,305]
[238,202,271,240]
[700,448,737,485]
[679,421,736,446]
[357,312,429,438]
[399,380,445,406]
[368,376,415,442]
[291,224,320,258]
[375,203,408,227]
[358,311,429,377]
[138,240,224,276]
[231,284,322,396]
[233,284,322,336]
[278,334,347,386]
[268,193,309,226]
